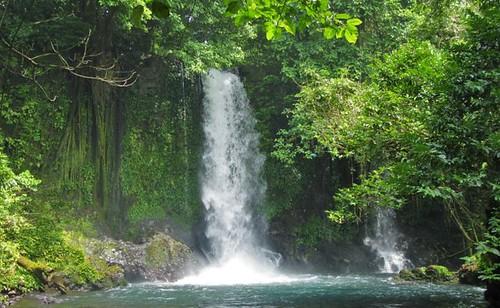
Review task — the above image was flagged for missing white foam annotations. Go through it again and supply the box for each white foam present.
[175,255,297,286]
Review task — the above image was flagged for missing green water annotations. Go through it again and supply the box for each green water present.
[17,275,486,307]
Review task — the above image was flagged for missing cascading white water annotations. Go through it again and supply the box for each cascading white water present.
[176,69,289,285]
[201,69,265,261]
[363,207,410,273]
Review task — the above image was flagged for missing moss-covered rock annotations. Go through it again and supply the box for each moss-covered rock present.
[396,265,457,283]
[83,232,195,282]
[145,233,191,268]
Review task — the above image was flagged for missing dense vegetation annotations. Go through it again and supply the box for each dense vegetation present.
[0,0,498,302]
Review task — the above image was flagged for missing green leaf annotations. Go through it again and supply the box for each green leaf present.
[280,20,296,35]
[266,28,275,40]
[264,22,277,40]
[336,28,344,39]
[335,13,351,20]
[151,1,170,19]
[323,27,335,40]
[319,0,329,11]
[234,13,249,26]
[131,5,144,28]
[347,18,362,26]
[344,28,358,43]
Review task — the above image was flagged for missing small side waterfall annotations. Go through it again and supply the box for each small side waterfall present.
[176,69,287,285]
[364,207,410,273]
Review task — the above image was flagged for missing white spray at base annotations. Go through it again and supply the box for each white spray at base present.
[363,207,411,273]
[176,69,290,285]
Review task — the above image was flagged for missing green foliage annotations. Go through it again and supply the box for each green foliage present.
[0,84,68,171]
[271,1,498,260]
[151,1,255,75]
[294,216,351,248]
[464,209,500,282]
[0,150,103,294]
[273,74,361,163]
[223,0,362,43]
[331,167,405,223]
[121,79,201,236]
[0,151,40,292]
[260,158,303,219]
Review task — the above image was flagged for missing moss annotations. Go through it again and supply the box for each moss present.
[396,265,457,283]
[428,265,455,281]
[63,231,126,288]
[88,257,126,288]
[145,233,191,269]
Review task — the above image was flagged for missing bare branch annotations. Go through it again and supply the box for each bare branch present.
[0,61,57,101]
[0,28,137,90]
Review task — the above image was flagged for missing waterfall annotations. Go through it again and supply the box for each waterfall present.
[364,207,410,273]
[176,69,287,285]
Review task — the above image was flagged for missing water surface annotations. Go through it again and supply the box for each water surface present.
[17,274,486,307]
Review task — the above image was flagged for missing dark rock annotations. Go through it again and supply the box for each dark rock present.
[485,281,500,308]
[458,262,482,285]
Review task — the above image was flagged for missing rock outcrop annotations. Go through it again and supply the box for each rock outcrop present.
[84,232,196,282]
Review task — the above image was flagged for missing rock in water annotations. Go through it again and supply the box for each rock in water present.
[395,265,457,283]
[84,232,194,282]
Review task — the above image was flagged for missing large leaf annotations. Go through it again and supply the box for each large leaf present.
[344,27,358,43]
[347,18,362,26]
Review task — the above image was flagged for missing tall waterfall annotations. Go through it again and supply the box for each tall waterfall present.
[364,207,410,273]
[176,69,286,285]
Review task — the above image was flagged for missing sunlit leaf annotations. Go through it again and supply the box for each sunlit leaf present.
[347,18,362,26]
[344,28,357,43]
[335,13,351,20]
[323,27,335,40]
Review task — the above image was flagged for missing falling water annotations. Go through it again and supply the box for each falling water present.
[364,207,410,273]
[176,69,287,285]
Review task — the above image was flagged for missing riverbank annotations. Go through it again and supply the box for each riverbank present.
[0,231,196,307]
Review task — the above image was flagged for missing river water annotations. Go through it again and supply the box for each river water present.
[17,274,485,307]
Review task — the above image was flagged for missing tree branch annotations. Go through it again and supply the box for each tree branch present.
[1,28,137,91]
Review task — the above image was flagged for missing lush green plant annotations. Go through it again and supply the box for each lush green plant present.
[463,209,500,282]
[0,150,103,295]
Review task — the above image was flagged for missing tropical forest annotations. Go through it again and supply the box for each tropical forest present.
[0,0,498,307]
